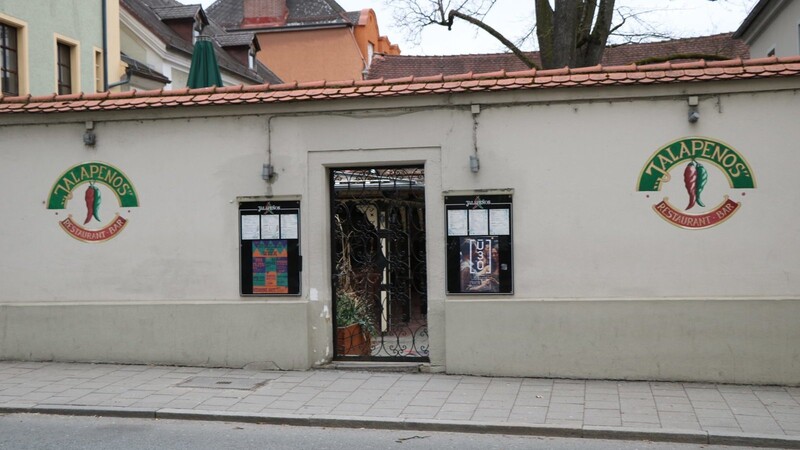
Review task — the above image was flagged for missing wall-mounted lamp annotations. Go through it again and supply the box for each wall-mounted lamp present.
[469,155,480,173]
[262,163,274,181]
[687,96,700,123]
[83,121,96,147]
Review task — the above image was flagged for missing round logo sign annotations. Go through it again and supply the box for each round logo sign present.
[47,162,139,242]
[637,137,756,229]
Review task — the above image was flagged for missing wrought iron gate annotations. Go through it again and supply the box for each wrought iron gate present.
[330,167,429,361]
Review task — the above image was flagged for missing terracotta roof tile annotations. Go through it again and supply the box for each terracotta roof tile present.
[217,85,243,93]
[672,60,707,70]
[298,80,326,89]
[414,74,444,83]
[443,72,473,82]
[29,94,57,103]
[473,70,505,79]
[2,57,799,115]
[107,90,136,99]
[367,33,749,80]
[538,67,570,77]
[326,80,355,88]
[741,56,778,66]
[242,84,269,92]
[355,78,383,86]
[571,65,602,74]
[506,69,536,77]
[638,62,672,71]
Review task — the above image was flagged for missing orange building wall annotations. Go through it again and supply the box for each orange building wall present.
[256,28,365,83]
[352,9,400,59]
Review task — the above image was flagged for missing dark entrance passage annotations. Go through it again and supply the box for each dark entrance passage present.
[330,167,429,361]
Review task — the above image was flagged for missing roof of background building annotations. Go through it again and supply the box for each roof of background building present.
[207,0,352,31]
[151,4,205,21]
[214,32,257,47]
[121,54,173,84]
[367,33,750,80]
[121,0,281,84]
[1,56,797,115]
[733,0,775,38]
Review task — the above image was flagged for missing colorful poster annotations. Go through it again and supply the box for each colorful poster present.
[251,240,289,294]
[459,237,500,293]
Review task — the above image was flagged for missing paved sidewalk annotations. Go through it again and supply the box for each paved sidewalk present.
[0,361,798,448]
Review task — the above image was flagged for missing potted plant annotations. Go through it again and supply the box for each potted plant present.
[335,292,375,356]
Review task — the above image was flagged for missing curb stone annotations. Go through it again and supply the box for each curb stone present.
[709,431,800,449]
[2,405,800,448]
[582,425,707,444]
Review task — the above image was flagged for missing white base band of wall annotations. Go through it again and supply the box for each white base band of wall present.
[445,299,800,385]
[0,302,309,370]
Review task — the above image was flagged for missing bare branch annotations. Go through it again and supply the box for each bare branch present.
[448,10,538,68]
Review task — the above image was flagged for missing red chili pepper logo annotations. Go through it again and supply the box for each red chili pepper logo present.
[684,160,709,211]
[82,183,102,224]
[684,161,697,210]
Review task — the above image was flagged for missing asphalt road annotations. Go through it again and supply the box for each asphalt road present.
[0,414,759,450]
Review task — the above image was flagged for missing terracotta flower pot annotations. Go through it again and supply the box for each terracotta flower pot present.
[336,323,371,356]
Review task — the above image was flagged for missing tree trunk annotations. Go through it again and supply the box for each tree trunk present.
[536,0,616,69]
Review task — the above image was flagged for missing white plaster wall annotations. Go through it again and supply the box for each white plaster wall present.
[0,113,309,369]
[464,91,800,299]
[439,87,800,383]
[0,76,798,382]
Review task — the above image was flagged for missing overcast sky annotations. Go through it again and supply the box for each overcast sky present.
[198,0,759,56]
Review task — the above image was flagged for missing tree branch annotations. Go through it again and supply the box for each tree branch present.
[447,10,539,69]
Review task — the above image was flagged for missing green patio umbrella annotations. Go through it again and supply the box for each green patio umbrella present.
[187,37,222,89]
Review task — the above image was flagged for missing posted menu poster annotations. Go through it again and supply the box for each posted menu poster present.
[239,200,301,296]
[460,237,500,293]
[445,194,513,294]
[252,240,289,294]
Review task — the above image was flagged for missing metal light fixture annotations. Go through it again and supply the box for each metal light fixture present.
[688,96,700,123]
[469,155,480,173]
[83,121,96,147]
[262,163,274,181]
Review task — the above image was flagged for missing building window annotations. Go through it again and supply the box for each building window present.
[94,49,104,92]
[57,42,73,94]
[248,44,256,70]
[367,42,374,67]
[0,22,18,95]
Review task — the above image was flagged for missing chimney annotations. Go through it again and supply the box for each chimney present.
[242,0,288,27]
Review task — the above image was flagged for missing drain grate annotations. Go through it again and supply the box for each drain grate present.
[178,376,269,390]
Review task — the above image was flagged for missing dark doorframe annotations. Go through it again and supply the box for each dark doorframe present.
[329,166,429,361]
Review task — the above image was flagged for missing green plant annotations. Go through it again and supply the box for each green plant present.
[336,292,376,336]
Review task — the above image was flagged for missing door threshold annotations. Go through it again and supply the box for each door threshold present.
[317,361,426,373]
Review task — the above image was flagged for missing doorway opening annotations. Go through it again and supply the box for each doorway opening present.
[330,166,429,361]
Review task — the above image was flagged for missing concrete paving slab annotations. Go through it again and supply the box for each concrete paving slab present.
[0,361,798,448]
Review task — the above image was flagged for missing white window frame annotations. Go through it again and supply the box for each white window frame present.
[54,33,80,95]
[0,13,28,96]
